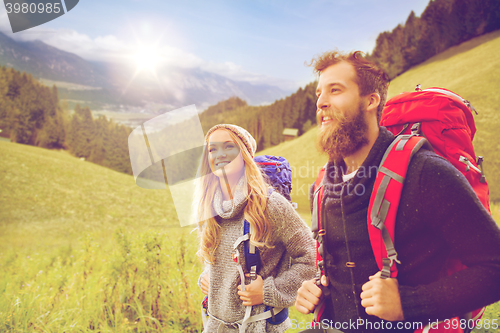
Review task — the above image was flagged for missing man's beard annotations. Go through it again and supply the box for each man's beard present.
[316,102,370,161]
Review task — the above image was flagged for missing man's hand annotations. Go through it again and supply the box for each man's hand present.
[360,271,404,321]
[295,275,328,314]
[237,274,263,306]
[200,273,209,296]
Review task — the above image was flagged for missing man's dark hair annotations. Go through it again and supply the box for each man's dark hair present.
[309,50,390,123]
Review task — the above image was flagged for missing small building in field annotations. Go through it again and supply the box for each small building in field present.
[283,128,299,141]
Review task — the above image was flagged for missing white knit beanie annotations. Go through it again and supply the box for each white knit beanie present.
[205,124,257,158]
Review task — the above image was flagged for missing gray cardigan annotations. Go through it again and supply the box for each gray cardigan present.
[199,183,316,332]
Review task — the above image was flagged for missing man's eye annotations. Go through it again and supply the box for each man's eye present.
[331,88,339,93]
[209,148,215,152]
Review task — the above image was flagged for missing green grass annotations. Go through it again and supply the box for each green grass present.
[0,228,201,332]
[1,141,201,332]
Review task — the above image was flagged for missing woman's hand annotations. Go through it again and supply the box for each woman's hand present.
[200,273,209,296]
[237,274,263,306]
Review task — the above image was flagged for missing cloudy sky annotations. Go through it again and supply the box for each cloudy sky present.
[0,0,430,91]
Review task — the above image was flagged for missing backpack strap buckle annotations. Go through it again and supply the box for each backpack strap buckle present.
[410,122,421,135]
[381,254,401,280]
[249,265,257,280]
[387,253,401,267]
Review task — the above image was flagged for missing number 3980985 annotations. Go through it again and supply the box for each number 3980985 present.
[5,2,61,14]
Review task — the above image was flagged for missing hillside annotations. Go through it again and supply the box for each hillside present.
[0,140,179,248]
[368,0,500,79]
[387,29,500,201]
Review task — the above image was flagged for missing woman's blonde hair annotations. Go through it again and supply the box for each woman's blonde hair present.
[194,128,272,263]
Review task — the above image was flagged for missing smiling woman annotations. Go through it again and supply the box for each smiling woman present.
[194,123,316,332]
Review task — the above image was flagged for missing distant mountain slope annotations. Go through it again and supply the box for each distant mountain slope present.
[0,32,107,87]
[0,32,288,110]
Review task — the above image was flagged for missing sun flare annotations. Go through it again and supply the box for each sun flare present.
[132,44,163,75]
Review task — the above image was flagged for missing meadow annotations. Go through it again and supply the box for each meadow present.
[2,133,500,332]
[2,30,500,332]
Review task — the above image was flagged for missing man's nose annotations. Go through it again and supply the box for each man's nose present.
[316,94,329,110]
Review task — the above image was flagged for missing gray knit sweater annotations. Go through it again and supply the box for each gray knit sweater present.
[199,182,316,332]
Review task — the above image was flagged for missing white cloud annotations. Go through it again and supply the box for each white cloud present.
[0,15,296,90]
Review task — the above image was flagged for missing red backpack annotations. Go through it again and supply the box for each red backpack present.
[311,87,489,332]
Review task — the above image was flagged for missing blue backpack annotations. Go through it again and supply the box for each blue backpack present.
[254,155,293,203]
[244,154,295,278]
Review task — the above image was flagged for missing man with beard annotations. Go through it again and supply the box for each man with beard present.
[294,50,500,332]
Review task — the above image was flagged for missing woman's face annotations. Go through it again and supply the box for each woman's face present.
[208,129,244,179]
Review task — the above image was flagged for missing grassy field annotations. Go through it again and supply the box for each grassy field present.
[0,140,201,332]
[2,31,500,332]
[2,136,500,332]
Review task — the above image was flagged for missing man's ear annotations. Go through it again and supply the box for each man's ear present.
[366,93,381,113]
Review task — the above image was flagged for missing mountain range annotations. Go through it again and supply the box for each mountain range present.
[0,31,288,112]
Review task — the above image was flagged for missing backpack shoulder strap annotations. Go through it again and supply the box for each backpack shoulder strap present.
[367,135,432,279]
[242,188,275,278]
[311,164,327,273]
[243,219,261,278]
[311,164,330,323]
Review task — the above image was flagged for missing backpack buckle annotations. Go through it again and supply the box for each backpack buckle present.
[459,156,482,174]
[249,266,257,280]
[232,251,239,263]
[410,123,421,135]
[388,253,401,267]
